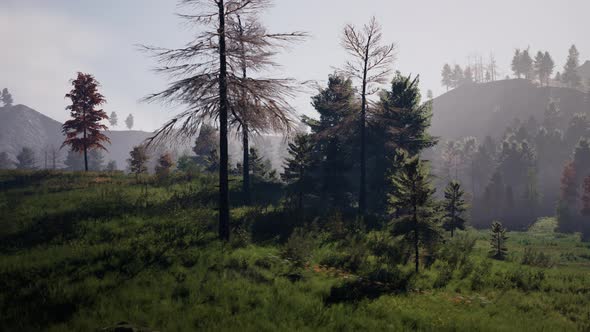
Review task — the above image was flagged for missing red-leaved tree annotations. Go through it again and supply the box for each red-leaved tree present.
[62,73,110,171]
[582,175,590,216]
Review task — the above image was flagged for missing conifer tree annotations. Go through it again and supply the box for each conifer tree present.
[64,149,85,171]
[62,73,110,172]
[16,147,37,170]
[557,161,578,233]
[511,49,522,78]
[443,181,468,237]
[490,221,508,260]
[1,88,13,106]
[281,133,314,210]
[128,145,149,181]
[193,124,219,166]
[581,176,590,217]
[441,64,453,90]
[452,65,464,87]
[341,16,395,217]
[542,52,555,86]
[520,49,534,80]
[389,155,442,272]
[125,114,134,130]
[562,45,581,88]
[109,111,118,127]
[88,149,104,171]
[205,149,220,173]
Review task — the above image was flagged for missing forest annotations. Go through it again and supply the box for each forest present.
[1,0,590,331]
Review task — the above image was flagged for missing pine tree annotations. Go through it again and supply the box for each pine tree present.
[1,88,13,106]
[88,149,104,171]
[520,49,534,80]
[542,52,555,86]
[281,134,314,210]
[109,111,118,127]
[128,145,149,181]
[573,139,590,182]
[16,147,37,170]
[441,64,453,90]
[534,51,546,84]
[490,221,508,260]
[452,65,464,88]
[62,73,110,172]
[0,152,14,169]
[105,160,118,172]
[64,149,85,171]
[193,124,219,166]
[562,45,581,88]
[558,161,578,233]
[511,49,522,78]
[125,114,134,130]
[581,176,590,217]
[389,155,442,272]
[442,181,468,237]
[543,101,561,131]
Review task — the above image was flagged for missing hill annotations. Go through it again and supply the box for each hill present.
[431,79,587,140]
[1,171,589,331]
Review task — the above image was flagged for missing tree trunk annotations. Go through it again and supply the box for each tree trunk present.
[83,129,88,172]
[359,40,370,217]
[413,205,419,273]
[242,125,250,205]
[218,0,230,242]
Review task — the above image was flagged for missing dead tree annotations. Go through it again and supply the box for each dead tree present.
[341,17,395,217]
[141,0,302,240]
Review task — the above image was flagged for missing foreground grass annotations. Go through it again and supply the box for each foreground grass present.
[1,171,589,331]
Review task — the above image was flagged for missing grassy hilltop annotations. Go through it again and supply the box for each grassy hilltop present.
[1,171,590,331]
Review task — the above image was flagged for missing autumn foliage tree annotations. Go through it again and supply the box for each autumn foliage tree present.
[128,145,150,181]
[62,73,110,172]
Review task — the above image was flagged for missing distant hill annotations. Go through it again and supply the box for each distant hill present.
[431,79,587,140]
[0,104,288,171]
[0,104,154,169]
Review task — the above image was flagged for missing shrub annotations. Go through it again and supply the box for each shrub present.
[281,228,315,267]
[521,248,553,268]
[438,233,477,269]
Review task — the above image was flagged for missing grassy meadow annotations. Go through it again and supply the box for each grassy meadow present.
[1,170,590,331]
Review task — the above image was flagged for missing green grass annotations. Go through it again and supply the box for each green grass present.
[1,170,590,331]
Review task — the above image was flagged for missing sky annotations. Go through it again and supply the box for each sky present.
[1,0,589,132]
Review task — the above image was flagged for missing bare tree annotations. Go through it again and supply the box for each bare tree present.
[141,0,302,240]
[226,9,305,204]
[340,17,396,216]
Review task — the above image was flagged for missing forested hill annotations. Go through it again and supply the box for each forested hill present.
[431,79,587,140]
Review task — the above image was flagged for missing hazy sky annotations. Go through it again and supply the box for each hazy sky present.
[1,0,589,131]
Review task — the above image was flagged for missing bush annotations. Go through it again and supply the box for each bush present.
[437,233,476,269]
[281,228,315,267]
[521,247,553,268]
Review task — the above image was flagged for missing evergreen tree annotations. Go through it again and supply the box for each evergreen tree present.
[306,74,357,210]
[442,181,468,237]
[581,176,590,217]
[543,101,562,131]
[542,52,555,86]
[534,51,546,84]
[62,73,110,172]
[562,45,581,88]
[520,49,534,80]
[64,149,85,171]
[489,221,508,260]
[441,64,453,91]
[389,156,442,272]
[1,88,13,106]
[88,149,104,171]
[16,147,37,170]
[105,160,118,172]
[0,152,14,169]
[511,49,522,78]
[452,65,464,88]
[128,145,149,180]
[557,161,578,233]
[109,111,118,127]
[573,138,590,183]
[125,114,134,130]
[281,134,314,210]
[373,72,436,214]
[565,113,589,149]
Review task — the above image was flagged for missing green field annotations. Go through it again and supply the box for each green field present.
[1,171,590,331]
